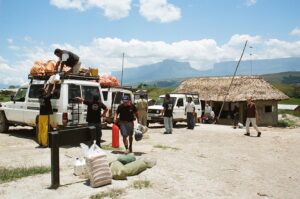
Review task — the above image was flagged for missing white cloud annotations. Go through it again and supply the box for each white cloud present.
[3,34,300,85]
[49,0,132,19]
[226,34,262,46]
[245,0,257,6]
[7,38,13,44]
[290,27,300,36]
[0,56,25,85]
[139,0,181,23]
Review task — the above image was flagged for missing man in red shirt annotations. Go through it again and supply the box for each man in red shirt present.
[245,97,261,137]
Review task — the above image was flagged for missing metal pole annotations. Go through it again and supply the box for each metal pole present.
[250,46,253,75]
[50,131,60,189]
[121,53,125,86]
[217,40,248,121]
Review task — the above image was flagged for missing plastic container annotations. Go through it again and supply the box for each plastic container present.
[89,68,99,76]
[74,158,86,176]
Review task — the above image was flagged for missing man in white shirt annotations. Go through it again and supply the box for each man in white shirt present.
[185,97,196,129]
[54,48,81,75]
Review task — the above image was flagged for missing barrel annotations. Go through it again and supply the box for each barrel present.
[112,124,119,148]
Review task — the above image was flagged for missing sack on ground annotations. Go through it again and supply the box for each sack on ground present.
[82,141,112,188]
[85,153,112,188]
[140,157,157,168]
[117,154,136,165]
[124,159,148,176]
[136,123,148,134]
[110,160,128,180]
[134,129,143,141]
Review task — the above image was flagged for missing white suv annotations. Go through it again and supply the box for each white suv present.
[0,75,104,133]
[147,93,202,126]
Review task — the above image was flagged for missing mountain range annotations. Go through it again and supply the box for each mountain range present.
[1,57,300,89]
[112,57,300,84]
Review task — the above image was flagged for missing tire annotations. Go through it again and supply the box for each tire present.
[0,111,9,133]
[173,121,177,127]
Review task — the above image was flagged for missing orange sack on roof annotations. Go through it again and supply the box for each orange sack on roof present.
[99,75,120,87]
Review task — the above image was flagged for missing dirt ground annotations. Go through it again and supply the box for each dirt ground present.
[0,123,300,199]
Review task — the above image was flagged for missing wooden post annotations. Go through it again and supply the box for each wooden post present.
[48,126,96,189]
[49,131,60,189]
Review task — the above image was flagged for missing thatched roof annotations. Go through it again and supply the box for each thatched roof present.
[174,76,289,102]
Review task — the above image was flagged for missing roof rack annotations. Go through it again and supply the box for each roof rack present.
[170,92,199,95]
[102,85,133,90]
[28,74,99,83]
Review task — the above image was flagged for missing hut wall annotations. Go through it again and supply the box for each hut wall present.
[256,100,278,126]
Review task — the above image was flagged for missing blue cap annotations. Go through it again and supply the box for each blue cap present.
[122,95,129,101]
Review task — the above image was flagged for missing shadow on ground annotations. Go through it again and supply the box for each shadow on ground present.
[6,127,36,141]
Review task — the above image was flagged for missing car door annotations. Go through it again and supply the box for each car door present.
[192,95,202,117]
[81,85,101,124]
[68,84,82,125]
[5,87,27,123]
[173,97,185,120]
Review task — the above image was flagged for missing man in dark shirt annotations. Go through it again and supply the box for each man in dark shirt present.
[114,95,138,154]
[54,48,81,75]
[245,97,261,137]
[76,95,108,147]
[162,94,173,134]
[38,87,55,147]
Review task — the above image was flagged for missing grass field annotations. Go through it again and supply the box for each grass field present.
[147,87,174,100]
[279,98,300,105]
[0,166,50,183]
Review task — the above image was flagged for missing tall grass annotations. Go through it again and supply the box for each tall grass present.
[0,166,51,183]
[90,188,125,199]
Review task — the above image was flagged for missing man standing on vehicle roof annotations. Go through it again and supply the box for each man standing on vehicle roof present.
[54,48,81,75]
[76,95,108,147]
[114,96,138,154]
[38,87,57,147]
[162,94,174,134]
[136,93,148,126]
[185,97,196,129]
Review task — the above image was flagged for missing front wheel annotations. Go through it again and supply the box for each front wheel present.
[0,112,9,133]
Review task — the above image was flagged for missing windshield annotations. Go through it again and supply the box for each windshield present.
[29,84,61,99]
[14,87,27,102]
[154,97,176,105]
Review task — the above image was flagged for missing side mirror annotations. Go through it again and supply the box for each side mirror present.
[10,95,15,101]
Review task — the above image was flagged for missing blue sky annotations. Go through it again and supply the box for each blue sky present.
[0,0,300,85]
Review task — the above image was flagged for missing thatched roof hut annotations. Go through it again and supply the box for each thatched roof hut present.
[174,76,288,102]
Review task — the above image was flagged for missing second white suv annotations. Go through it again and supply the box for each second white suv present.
[147,93,202,126]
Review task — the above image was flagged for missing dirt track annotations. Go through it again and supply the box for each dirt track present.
[0,123,300,199]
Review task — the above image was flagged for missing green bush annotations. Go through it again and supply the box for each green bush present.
[277,119,296,127]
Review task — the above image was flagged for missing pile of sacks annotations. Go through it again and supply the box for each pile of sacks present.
[110,154,156,180]
[78,141,112,188]
[30,60,57,76]
[99,74,120,87]
[30,60,73,76]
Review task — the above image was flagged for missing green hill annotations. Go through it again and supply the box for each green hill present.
[262,71,300,84]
